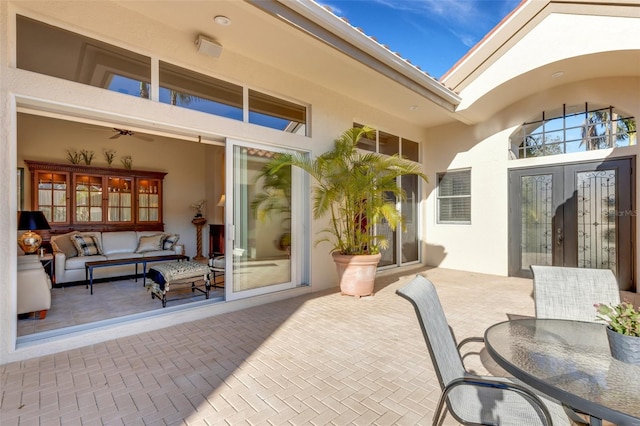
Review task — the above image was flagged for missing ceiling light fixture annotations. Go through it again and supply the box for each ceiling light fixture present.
[551,71,564,78]
[409,105,419,111]
[214,15,231,26]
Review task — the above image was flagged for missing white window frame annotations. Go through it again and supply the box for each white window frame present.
[437,169,471,224]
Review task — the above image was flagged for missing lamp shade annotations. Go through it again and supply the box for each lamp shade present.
[18,211,51,231]
[17,211,51,254]
[217,194,225,207]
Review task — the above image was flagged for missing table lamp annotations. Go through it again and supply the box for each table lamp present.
[18,211,51,254]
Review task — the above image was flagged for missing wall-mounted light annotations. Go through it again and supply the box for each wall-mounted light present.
[195,34,223,58]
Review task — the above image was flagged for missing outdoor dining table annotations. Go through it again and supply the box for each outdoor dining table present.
[484,318,640,426]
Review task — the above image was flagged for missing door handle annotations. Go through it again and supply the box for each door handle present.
[556,227,564,246]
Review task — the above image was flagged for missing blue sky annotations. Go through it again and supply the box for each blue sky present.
[320,0,522,79]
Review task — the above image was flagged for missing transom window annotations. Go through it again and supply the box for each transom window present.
[352,123,419,161]
[511,103,636,159]
[16,15,309,136]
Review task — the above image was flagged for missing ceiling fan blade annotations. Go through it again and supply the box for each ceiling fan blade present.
[109,134,122,139]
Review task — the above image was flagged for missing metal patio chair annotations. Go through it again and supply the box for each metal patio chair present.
[531,265,620,323]
[397,275,576,426]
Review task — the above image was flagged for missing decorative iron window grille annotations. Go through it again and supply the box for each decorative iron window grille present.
[511,103,636,159]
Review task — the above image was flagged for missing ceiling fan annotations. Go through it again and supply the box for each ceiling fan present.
[110,128,153,142]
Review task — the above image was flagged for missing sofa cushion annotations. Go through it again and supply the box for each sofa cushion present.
[162,233,180,250]
[51,232,80,258]
[71,234,103,256]
[65,255,108,270]
[136,234,164,253]
[101,231,138,255]
[105,252,144,261]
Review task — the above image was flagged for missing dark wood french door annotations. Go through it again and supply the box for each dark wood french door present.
[509,158,634,291]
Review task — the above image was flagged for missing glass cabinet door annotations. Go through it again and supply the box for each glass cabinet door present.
[75,174,103,222]
[107,177,133,223]
[137,178,160,222]
[35,171,69,224]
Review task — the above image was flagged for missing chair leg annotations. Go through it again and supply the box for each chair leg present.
[38,310,48,320]
[432,393,448,426]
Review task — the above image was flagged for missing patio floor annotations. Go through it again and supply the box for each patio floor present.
[2,266,540,425]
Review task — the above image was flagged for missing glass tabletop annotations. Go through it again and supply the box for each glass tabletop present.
[485,318,640,424]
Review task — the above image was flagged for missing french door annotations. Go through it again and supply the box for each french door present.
[224,140,303,301]
[508,158,634,290]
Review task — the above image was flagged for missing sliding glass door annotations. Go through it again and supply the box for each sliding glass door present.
[224,140,303,300]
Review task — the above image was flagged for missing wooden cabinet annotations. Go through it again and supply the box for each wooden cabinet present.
[25,160,167,232]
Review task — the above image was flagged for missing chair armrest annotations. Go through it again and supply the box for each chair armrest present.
[17,267,52,314]
[456,336,484,351]
[434,376,553,426]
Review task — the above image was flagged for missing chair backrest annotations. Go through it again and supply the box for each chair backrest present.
[396,275,465,389]
[531,265,620,322]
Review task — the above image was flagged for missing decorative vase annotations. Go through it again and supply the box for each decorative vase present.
[332,252,381,297]
[606,326,640,365]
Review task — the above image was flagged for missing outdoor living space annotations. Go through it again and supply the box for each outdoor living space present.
[3,266,547,424]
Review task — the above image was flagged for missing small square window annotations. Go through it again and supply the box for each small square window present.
[437,170,471,224]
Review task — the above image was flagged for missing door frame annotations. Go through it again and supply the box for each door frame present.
[508,157,635,290]
[224,138,307,301]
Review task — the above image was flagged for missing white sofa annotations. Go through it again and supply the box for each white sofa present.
[17,255,52,319]
[51,231,182,284]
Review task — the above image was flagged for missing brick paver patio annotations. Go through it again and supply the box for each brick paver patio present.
[1,267,536,425]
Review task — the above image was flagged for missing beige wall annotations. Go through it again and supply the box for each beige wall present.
[1,1,427,362]
[424,76,640,276]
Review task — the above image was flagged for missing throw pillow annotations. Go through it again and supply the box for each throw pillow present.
[162,233,180,250]
[51,232,80,258]
[71,234,103,257]
[136,234,164,253]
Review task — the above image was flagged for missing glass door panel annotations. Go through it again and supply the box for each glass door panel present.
[226,141,298,300]
[36,171,68,224]
[137,178,160,222]
[520,174,554,269]
[379,174,420,267]
[75,174,102,222]
[576,169,617,273]
[400,174,419,263]
[107,177,133,223]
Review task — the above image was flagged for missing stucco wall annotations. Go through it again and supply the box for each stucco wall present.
[424,76,640,276]
[1,1,427,363]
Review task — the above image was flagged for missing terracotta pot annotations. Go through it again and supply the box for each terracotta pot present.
[332,252,381,297]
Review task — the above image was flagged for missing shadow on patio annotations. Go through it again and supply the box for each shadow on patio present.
[1,267,535,425]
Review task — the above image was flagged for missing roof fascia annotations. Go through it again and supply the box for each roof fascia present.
[246,0,461,112]
[442,0,640,91]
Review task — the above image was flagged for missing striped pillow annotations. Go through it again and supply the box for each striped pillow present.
[71,234,103,256]
[162,234,180,250]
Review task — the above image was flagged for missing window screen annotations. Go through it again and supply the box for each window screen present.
[437,170,471,223]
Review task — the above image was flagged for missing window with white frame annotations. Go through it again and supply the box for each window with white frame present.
[437,170,471,224]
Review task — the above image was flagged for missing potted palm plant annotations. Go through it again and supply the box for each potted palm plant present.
[259,126,427,296]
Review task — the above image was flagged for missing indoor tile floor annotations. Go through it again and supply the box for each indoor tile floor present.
[2,267,574,425]
[17,277,224,337]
